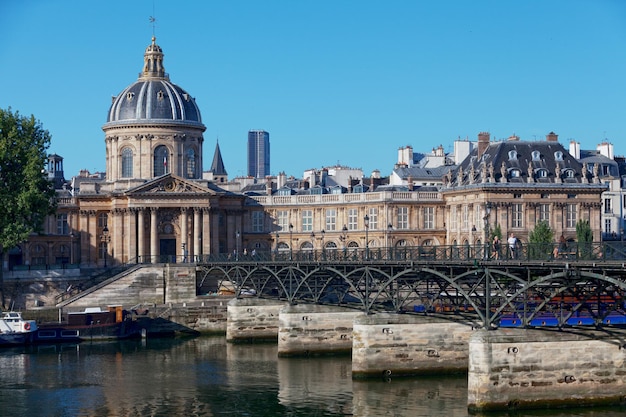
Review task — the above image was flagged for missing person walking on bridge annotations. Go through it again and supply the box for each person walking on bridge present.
[507,233,518,259]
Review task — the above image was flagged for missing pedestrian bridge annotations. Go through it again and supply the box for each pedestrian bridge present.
[197,241,626,330]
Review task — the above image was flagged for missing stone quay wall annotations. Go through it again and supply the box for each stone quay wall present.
[352,313,479,378]
[468,328,626,411]
[278,304,364,357]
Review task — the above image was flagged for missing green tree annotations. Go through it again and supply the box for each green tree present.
[491,223,502,240]
[0,108,57,307]
[528,221,554,260]
[576,219,593,259]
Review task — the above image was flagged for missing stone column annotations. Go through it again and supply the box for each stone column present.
[150,207,158,263]
[126,208,137,263]
[180,208,188,260]
[193,207,201,261]
[137,208,145,263]
[211,210,220,255]
[202,207,211,256]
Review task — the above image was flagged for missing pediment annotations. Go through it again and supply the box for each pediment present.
[126,174,216,196]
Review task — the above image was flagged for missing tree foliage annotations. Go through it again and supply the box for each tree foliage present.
[0,108,57,306]
[528,221,554,259]
[576,219,593,243]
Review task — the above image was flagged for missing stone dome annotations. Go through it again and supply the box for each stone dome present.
[103,37,204,129]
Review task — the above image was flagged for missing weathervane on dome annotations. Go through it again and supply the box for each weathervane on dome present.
[149,16,156,37]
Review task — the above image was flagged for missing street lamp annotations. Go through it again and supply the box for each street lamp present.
[484,202,492,259]
[340,225,348,258]
[310,231,315,260]
[101,226,110,267]
[289,223,293,260]
[386,223,393,259]
[275,231,280,255]
[181,242,187,263]
[364,214,370,260]
[321,230,326,260]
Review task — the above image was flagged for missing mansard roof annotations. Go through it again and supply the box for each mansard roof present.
[444,138,604,188]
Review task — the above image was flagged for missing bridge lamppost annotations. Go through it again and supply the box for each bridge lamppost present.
[310,232,315,260]
[289,223,293,260]
[275,231,280,258]
[321,230,326,260]
[364,214,370,260]
[386,223,393,259]
[483,202,492,260]
[101,226,110,268]
[340,225,348,258]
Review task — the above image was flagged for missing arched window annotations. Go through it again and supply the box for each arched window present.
[554,151,564,161]
[186,148,196,178]
[301,241,313,250]
[325,241,338,250]
[277,242,289,252]
[508,150,518,161]
[154,145,169,177]
[121,147,133,178]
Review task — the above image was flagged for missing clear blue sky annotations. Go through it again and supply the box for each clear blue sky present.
[1,1,625,179]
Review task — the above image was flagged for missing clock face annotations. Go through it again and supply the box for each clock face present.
[164,223,173,234]
[164,180,176,191]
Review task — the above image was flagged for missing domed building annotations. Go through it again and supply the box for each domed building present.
[15,38,250,269]
[103,37,205,184]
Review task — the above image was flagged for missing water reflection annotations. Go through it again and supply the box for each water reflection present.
[0,337,625,416]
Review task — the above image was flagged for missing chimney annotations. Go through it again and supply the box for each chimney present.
[407,176,414,191]
[477,132,490,157]
[546,131,558,142]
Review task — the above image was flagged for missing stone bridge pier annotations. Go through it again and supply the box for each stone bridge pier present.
[352,313,479,378]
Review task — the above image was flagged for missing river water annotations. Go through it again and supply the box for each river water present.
[0,336,625,417]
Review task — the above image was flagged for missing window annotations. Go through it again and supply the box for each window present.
[348,208,358,230]
[252,211,264,232]
[511,169,521,178]
[539,204,550,223]
[604,198,612,214]
[121,148,133,178]
[566,204,577,228]
[450,205,458,231]
[554,151,564,161]
[462,205,469,230]
[512,203,523,228]
[325,209,337,231]
[301,210,312,232]
[508,150,518,160]
[565,169,575,178]
[397,207,408,229]
[98,213,108,229]
[531,150,541,161]
[424,207,434,229]
[56,214,69,235]
[513,194,522,199]
[154,145,169,176]
[368,207,378,230]
[537,169,548,178]
[277,210,289,231]
[605,219,612,235]
[186,148,196,178]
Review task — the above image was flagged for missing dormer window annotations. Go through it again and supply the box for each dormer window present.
[157,90,164,100]
[536,168,548,178]
[531,150,541,161]
[510,169,521,177]
[508,150,518,161]
[554,151,564,161]
[126,92,135,101]
[565,169,575,178]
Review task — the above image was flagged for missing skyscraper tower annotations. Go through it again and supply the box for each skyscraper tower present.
[247,130,270,178]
